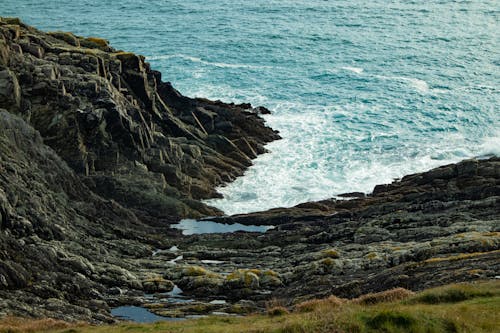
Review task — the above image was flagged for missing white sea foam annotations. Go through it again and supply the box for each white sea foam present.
[203,98,491,215]
[375,74,430,93]
[479,135,500,157]
[402,77,429,93]
[146,54,270,69]
[341,66,364,74]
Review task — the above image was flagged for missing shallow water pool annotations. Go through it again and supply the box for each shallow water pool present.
[171,219,275,235]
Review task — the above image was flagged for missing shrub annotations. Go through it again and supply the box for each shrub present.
[267,306,289,316]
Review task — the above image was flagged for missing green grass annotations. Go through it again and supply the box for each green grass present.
[1,280,499,333]
[408,283,495,304]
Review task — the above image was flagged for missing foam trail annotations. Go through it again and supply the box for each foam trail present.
[400,77,429,93]
[375,74,430,93]
[341,66,364,74]
[146,54,271,69]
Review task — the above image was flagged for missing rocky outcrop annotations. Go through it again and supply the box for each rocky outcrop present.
[0,18,278,322]
[155,158,499,313]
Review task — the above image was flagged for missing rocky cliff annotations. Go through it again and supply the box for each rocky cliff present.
[0,17,278,321]
[0,17,279,222]
[0,18,499,323]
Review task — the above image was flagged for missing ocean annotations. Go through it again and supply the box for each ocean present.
[3,0,499,214]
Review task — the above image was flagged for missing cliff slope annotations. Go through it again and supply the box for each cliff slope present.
[0,17,279,222]
[0,17,278,322]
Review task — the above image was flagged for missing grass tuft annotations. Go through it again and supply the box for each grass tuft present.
[321,248,340,259]
[183,265,211,277]
[295,295,345,313]
[352,288,415,305]
[267,306,289,316]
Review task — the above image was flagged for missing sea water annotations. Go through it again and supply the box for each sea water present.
[4,0,499,214]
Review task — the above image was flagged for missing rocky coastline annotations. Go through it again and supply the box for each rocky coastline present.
[0,18,499,323]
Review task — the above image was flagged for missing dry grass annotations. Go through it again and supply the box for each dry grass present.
[266,306,290,316]
[409,281,498,304]
[295,295,345,313]
[84,37,109,48]
[424,250,500,263]
[0,317,76,332]
[321,248,340,259]
[182,265,211,277]
[2,281,499,333]
[351,287,415,305]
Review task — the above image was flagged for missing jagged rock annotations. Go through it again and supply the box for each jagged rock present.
[0,17,279,220]
[142,276,174,294]
[0,17,279,322]
[0,69,21,111]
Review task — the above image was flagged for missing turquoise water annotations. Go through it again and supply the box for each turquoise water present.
[111,306,184,322]
[3,1,499,214]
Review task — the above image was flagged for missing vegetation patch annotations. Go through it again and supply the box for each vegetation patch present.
[1,280,499,333]
[364,311,416,330]
[321,248,340,258]
[0,317,75,332]
[1,17,21,25]
[47,31,80,47]
[352,288,415,305]
[424,250,500,263]
[295,295,345,312]
[183,265,213,277]
[266,306,289,316]
[409,283,496,304]
[84,37,109,48]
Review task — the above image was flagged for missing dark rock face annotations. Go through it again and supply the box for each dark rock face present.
[0,17,499,323]
[0,18,278,322]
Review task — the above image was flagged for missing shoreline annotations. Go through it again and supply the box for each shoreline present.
[0,17,499,326]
